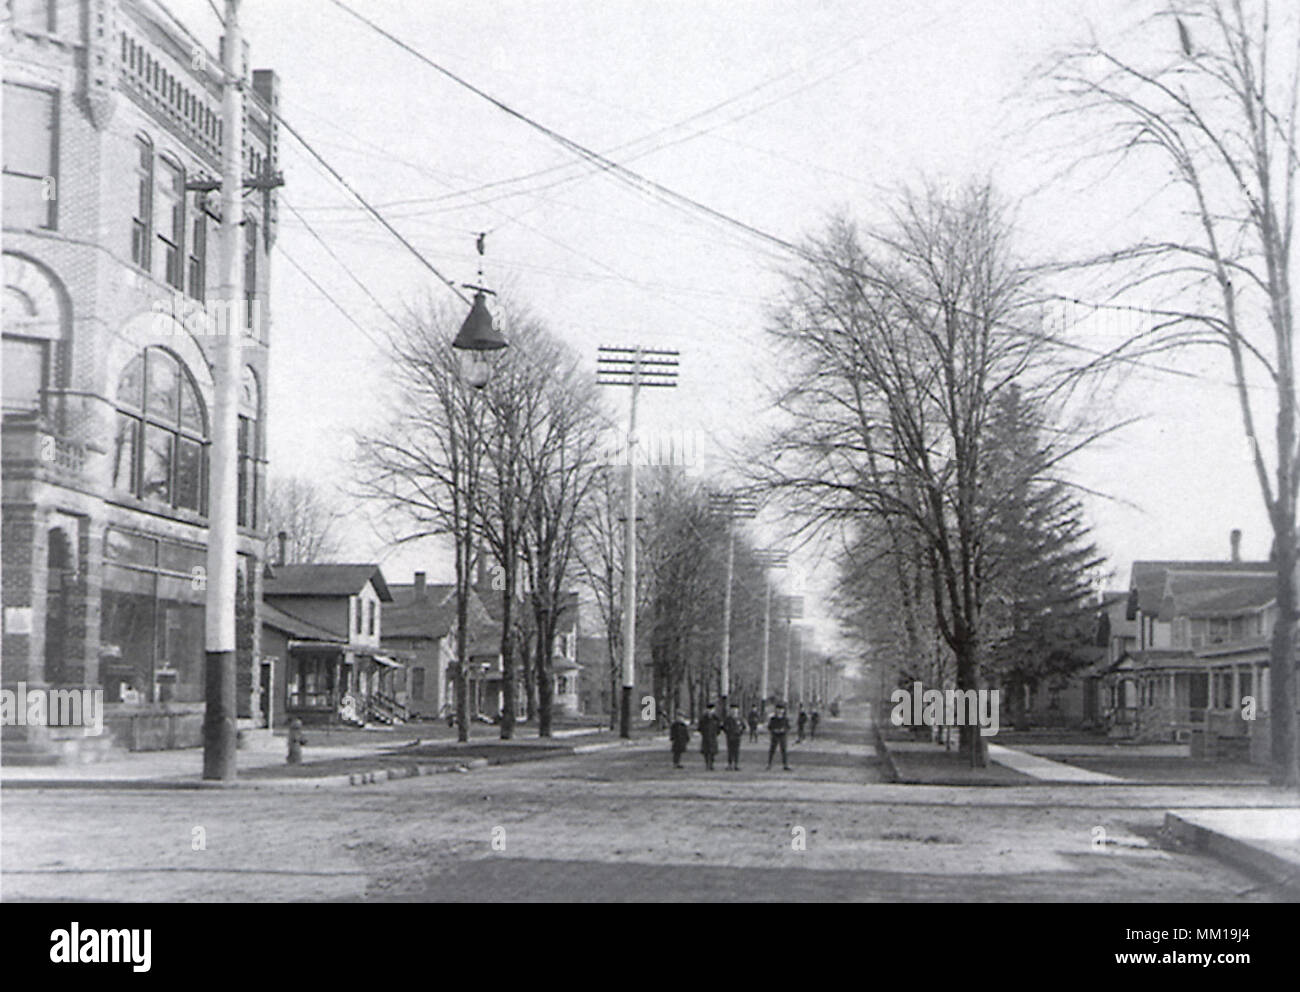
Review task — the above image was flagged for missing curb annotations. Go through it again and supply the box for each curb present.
[1163,811,1300,894]
[0,757,492,791]
[0,735,669,790]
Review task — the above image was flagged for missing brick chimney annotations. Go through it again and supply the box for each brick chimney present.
[414,571,426,596]
[1230,528,1242,562]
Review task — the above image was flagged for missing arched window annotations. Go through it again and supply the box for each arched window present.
[112,347,207,514]
[237,366,260,527]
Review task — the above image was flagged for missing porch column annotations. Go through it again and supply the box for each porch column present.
[1231,665,1240,713]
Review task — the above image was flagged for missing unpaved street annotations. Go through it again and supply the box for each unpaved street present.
[1,719,1287,901]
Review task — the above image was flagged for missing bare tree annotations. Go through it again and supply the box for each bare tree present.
[264,475,345,564]
[1049,0,1299,785]
[476,311,554,740]
[516,336,608,737]
[575,464,627,729]
[354,301,489,744]
[759,184,1076,766]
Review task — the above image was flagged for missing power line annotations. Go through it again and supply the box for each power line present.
[281,194,407,333]
[328,0,1232,388]
[274,114,470,307]
[275,243,389,356]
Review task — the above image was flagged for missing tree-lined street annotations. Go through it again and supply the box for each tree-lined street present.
[2,709,1287,902]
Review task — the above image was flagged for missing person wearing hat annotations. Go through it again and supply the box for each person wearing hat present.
[697,701,722,770]
[723,703,746,770]
[670,711,691,769]
[746,704,760,743]
[796,705,808,742]
[767,703,792,770]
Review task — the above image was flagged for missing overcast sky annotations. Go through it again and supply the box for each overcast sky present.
[162,0,1279,655]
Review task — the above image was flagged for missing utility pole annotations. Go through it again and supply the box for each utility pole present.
[753,548,787,714]
[597,346,678,737]
[777,595,803,704]
[708,492,757,713]
[202,0,243,781]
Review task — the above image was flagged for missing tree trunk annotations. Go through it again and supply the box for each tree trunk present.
[499,579,515,740]
[536,619,554,738]
[521,635,536,723]
[956,636,987,768]
[1270,525,1300,786]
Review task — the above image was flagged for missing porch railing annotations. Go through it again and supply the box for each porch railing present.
[366,689,409,725]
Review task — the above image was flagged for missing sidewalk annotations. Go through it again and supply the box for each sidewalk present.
[876,729,1300,894]
[1164,808,1300,893]
[1,727,666,789]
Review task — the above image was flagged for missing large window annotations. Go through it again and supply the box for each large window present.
[3,83,58,230]
[156,158,185,290]
[132,136,153,269]
[100,528,205,704]
[112,348,207,515]
[2,336,48,412]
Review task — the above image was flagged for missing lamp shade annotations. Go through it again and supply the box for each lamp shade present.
[453,290,507,351]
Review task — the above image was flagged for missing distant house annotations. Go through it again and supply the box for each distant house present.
[260,563,401,727]
[551,591,582,716]
[577,635,613,717]
[383,572,506,721]
[1102,551,1287,762]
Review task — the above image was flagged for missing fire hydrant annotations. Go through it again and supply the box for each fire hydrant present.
[287,717,306,765]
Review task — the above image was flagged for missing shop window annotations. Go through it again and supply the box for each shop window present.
[100,529,206,703]
[3,83,58,230]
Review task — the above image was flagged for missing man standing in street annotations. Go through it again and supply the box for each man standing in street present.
[747,704,760,743]
[810,708,820,740]
[698,701,722,770]
[670,711,690,769]
[797,706,808,743]
[723,703,745,770]
[767,703,791,770]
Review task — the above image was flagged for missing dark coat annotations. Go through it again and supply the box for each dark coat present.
[670,720,690,750]
[747,708,760,729]
[768,713,790,736]
[698,711,722,753]
[723,715,745,741]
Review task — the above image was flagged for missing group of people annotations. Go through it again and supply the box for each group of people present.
[669,702,822,771]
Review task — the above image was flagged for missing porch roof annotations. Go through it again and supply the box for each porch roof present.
[264,603,346,643]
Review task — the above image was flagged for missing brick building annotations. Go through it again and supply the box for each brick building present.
[2,0,279,760]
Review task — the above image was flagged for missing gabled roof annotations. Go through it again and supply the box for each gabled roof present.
[1173,575,1275,618]
[263,563,392,601]
[262,602,346,643]
[384,582,498,644]
[1129,560,1271,617]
